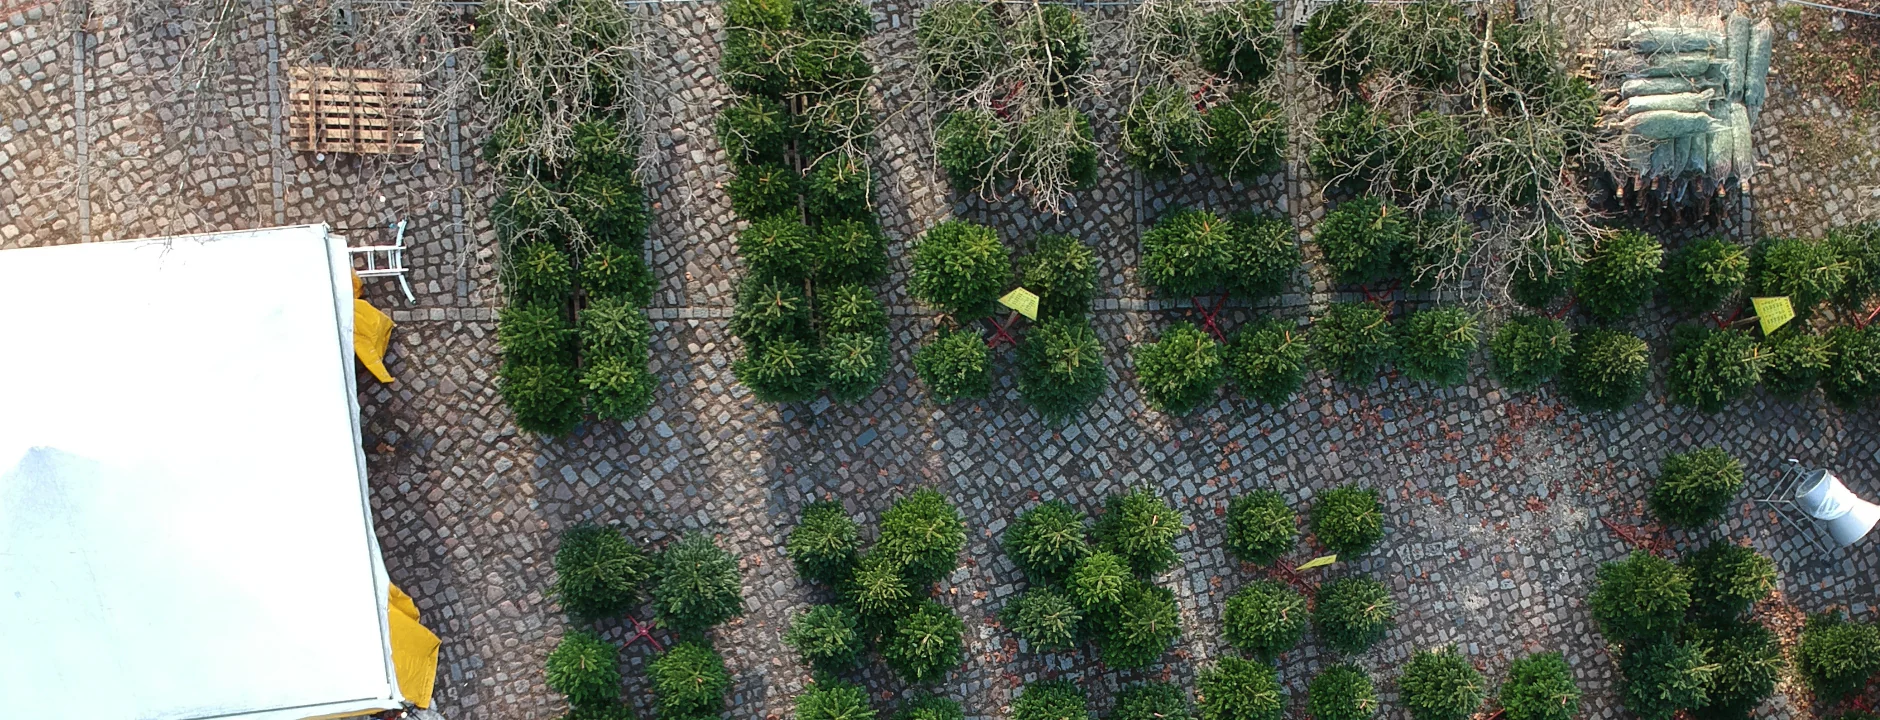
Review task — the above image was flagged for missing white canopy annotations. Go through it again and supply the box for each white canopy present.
[0,225,403,720]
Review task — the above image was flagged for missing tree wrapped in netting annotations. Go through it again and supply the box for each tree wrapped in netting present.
[1018,317,1109,422]
[1312,302,1396,385]
[1134,323,1226,415]
[1224,489,1296,565]
[1559,329,1649,412]
[1228,318,1309,406]
[1649,447,1745,529]
[1489,314,1570,392]
[1666,326,1767,413]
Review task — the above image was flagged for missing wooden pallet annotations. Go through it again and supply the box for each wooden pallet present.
[288,66,425,155]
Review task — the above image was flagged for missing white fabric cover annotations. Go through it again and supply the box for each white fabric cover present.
[0,226,400,720]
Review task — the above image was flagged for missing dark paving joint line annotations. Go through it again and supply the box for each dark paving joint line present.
[444,53,470,305]
[262,0,287,226]
[70,1,89,242]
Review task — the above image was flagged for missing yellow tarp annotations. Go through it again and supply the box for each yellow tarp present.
[388,584,439,709]
[351,272,395,383]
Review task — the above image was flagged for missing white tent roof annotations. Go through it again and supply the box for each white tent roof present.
[0,225,403,720]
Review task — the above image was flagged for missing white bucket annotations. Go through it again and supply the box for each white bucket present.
[1795,469,1880,547]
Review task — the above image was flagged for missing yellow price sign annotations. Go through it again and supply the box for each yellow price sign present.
[1752,296,1794,335]
[999,287,1040,320]
[1295,554,1338,571]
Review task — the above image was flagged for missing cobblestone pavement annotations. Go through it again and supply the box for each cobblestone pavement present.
[4,1,1880,720]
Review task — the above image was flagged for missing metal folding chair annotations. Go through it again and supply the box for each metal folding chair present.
[349,219,414,305]
[1752,458,1834,554]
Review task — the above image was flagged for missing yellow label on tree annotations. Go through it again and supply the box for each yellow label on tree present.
[999,287,1041,320]
[1295,554,1337,571]
[1752,296,1794,335]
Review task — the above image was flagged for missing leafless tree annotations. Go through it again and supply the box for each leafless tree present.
[1297,0,1629,300]
[914,0,1106,214]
